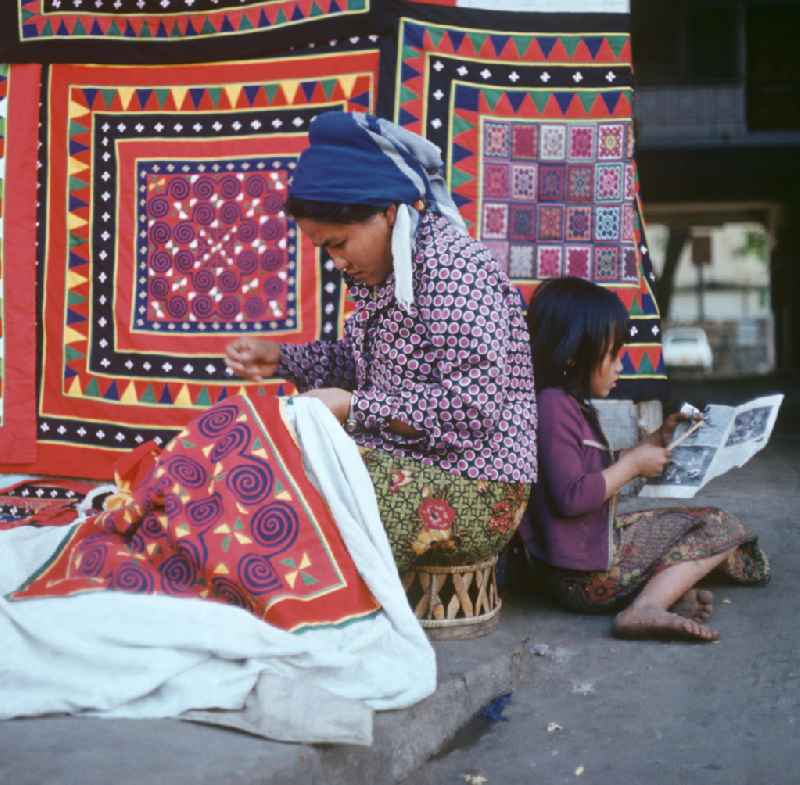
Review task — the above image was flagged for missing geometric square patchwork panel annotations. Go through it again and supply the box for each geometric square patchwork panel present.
[384,7,667,400]
[1,50,379,476]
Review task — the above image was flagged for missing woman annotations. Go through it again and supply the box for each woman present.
[226,111,537,572]
[520,277,769,641]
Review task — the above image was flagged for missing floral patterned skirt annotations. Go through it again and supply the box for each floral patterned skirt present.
[540,506,770,614]
[361,448,531,573]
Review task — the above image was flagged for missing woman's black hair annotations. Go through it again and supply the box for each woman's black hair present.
[527,276,629,401]
[285,195,390,224]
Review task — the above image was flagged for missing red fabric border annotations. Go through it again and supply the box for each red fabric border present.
[0,64,40,464]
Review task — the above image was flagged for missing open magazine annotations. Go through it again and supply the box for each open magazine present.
[639,394,784,499]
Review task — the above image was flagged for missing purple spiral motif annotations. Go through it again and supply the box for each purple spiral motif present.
[211,576,255,612]
[141,512,167,538]
[245,175,265,197]
[193,176,215,200]
[226,459,273,506]
[220,201,241,225]
[250,501,299,554]
[154,474,173,495]
[149,276,169,301]
[260,218,283,242]
[168,177,191,200]
[167,295,188,319]
[238,554,281,596]
[263,277,285,299]
[151,250,172,273]
[186,492,223,528]
[236,249,258,274]
[174,249,195,273]
[148,196,170,219]
[112,560,155,593]
[243,295,266,319]
[220,175,241,200]
[197,404,239,437]
[263,191,285,215]
[173,221,196,245]
[76,540,108,577]
[261,248,285,272]
[164,493,182,520]
[210,423,251,463]
[237,219,258,244]
[218,295,241,320]
[193,268,214,293]
[159,551,198,594]
[193,202,215,226]
[128,533,146,555]
[191,294,214,320]
[218,270,240,293]
[149,221,171,245]
[166,455,208,488]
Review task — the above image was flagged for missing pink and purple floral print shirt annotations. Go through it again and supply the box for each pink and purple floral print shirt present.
[278,212,537,484]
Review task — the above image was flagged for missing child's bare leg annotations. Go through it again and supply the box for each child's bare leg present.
[614,547,736,642]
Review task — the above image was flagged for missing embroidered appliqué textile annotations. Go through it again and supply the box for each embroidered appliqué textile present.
[0,64,38,464]
[0,51,379,477]
[0,478,101,527]
[10,394,381,633]
[381,6,666,400]
[0,0,377,64]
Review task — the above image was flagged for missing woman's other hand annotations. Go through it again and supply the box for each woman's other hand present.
[299,388,352,423]
[627,443,671,477]
[224,338,281,381]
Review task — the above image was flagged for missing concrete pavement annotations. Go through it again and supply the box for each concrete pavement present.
[1,436,797,785]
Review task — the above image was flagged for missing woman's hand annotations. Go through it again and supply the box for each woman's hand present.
[224,338,281,381]
[626,443,671,477]
[299,388,352,424]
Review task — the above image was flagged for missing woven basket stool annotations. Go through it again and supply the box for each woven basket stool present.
[401,555,501,640]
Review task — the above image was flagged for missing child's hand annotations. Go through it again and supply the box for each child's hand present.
[224,337,281,381]
[646,410,702,447]
[628,443,671,477]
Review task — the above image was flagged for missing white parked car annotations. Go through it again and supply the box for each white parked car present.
[662,327,713,371]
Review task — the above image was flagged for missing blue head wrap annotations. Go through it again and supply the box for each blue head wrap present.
[289,111,467,309]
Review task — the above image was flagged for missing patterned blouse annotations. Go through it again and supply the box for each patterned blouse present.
[277,212,537,484]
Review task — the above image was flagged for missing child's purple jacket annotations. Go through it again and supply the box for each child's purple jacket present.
[518,387,614,571]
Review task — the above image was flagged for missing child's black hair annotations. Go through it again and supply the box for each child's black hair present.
[526,277,629,402]
[285,195,389,225]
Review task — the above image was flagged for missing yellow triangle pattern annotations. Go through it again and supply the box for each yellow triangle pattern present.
[67,269,89,290]
[175,385,193,407]
[121,381,138,405]
[63,326,85,345]
[214,563,229,575]
[67,375,83,397]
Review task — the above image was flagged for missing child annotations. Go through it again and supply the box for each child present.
[520,277,769,641]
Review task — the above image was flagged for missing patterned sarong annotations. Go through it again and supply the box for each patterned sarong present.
[9,395,380,633]
[539,506,770,613]
[362,447,530,572]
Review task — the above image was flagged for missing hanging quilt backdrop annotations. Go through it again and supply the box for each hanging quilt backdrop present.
[9,394,381,633]
[0,0,380,64]
[0,63,38,464]
[379,5,667,400]
[0,50,379,478]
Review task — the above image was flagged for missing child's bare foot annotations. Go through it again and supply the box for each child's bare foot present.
[670,589,714,623]
[613,605,720,642]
